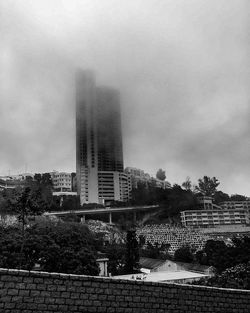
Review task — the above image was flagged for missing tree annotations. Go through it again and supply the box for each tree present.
[102,243,126,275]
[131,181,199,220]
[195,176,220,196]
[125,229,139,273]
[0,221,57,270]
[200,239,229,273]
[174,245,194,263]
[213,191,230,204]
[33,173,52,186]
[193,262,250,290]
[156,169,166,181]
[4,187,48,268]
[230,236,250,265]
[196,237,250,274]
[6,187,47,234]
[28,220,100,275]
[34,173,42,184]
[0,189,13,215]
[61,195,80,211]
[140,242,171,260]
[230,194,247,201]
[33,173,53,205]
[38,222,99,275]
[0,221,101,275]
[0,226,23,269]
[159,184,198,218]
[182,177,192,191]
[40,244,99,275]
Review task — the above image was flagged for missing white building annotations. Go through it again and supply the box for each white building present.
[181,198,250,228]
[151,177,171,189]
[0,173,34,182]
[219,201,250,210]
[181,208,249,228]
[112,270,210,284]
[139,257,214,275]
[125,167,171,190]
[0,173,33,190]
[50,171,72,192]
[97,171,131,205]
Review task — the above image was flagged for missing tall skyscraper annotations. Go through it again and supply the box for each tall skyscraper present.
[76,70,131,205]
[96,87,124,172]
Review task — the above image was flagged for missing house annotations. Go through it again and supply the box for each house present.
[112,270,210,284]
[112,257,214,284]
[139,257,214,275]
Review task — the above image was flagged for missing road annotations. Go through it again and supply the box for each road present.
[44,205,159,217]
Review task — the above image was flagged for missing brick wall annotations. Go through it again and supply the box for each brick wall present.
[0,268,250,313]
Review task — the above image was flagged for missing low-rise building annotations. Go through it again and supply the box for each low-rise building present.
[219,201,250,210]
[0,174,32,190]
[150,177,171,189]
[124,167,171,190]
[0,173,34,181]
[197,196,214,210]
[139,257,214,275]
[112,270,210,284]
[181,208,249,228]
[50,171,73,192]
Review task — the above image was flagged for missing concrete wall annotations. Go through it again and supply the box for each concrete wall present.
[0,268,250,313]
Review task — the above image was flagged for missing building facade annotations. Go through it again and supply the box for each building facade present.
[0,173,33,190]
[219,201,250,210]
[76,70,131,205]
[181,198,250,228]
[181,208,249,228]
[197,196,214,210]
[125,167,171,190]
[50,171,73,192]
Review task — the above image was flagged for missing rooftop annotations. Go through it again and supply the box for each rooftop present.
[112,270,209,283]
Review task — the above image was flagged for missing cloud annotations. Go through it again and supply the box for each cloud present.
[0,0,249,195]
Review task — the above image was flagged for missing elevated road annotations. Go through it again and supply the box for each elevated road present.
[44,205,160,223]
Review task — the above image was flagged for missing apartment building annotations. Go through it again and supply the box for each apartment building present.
[50,171,73,192]
[181,209,249,228]
[181,197,250,228]
[125,167,171,190]
[76,70,130,205]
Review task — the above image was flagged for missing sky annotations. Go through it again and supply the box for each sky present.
[0,0,249,196]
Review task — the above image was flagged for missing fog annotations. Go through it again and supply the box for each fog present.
[0,0,249,195]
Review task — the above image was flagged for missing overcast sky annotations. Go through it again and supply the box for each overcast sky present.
[0,0,249,195]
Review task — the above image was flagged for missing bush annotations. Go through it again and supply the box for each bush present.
[193,262,250,290]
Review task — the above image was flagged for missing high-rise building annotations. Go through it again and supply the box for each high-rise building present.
[76,70,131,205]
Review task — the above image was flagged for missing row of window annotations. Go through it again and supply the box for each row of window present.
[186,220,246,226]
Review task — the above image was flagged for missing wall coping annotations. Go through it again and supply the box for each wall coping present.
[0,267,249,294]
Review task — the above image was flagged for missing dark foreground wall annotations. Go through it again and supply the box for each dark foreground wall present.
[0,268,249,313]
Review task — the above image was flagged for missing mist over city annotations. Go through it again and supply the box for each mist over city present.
[1,2,250,311]
[1,0,249,195]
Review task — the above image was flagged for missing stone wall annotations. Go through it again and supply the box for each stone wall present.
[0,268,250,313]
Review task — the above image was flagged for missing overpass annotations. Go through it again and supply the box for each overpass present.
[44,205,159,224]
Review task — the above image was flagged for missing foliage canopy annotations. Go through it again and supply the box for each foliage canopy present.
[195,176,220,196]
[156,169,166,181]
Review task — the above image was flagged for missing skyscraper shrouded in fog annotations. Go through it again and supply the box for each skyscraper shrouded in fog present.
[76,70,131,205]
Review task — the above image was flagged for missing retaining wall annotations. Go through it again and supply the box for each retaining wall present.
[0,268,250,312]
